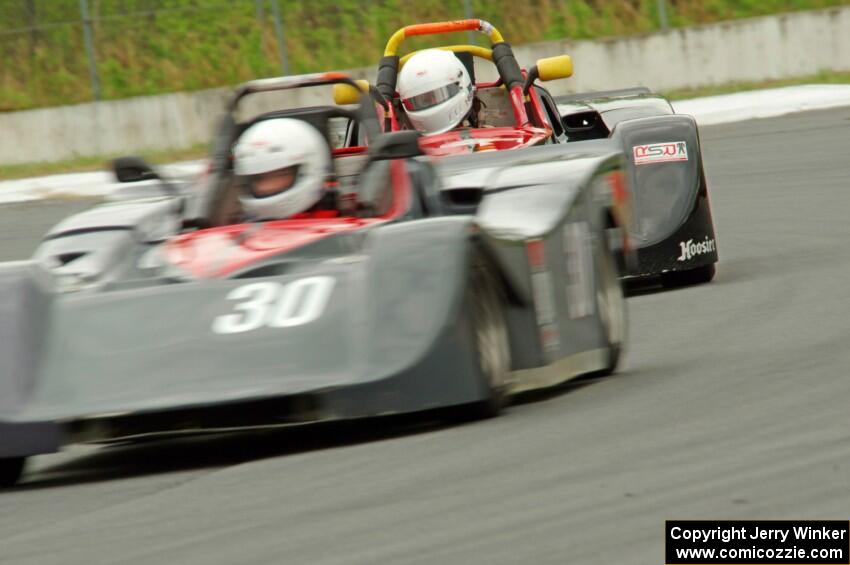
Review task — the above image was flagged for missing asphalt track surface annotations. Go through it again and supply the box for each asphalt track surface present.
[1,108,850,564]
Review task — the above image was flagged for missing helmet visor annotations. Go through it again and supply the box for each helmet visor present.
[401,82,461,112]
[242,165,300,199]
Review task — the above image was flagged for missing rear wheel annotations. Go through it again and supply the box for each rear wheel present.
[661,263,716,288]
[463,257,512,420]
[597,246,627,376]
[0,457,25,489]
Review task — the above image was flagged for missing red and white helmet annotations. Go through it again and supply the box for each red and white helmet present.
[233,118,331,219]
[397,49,474,135]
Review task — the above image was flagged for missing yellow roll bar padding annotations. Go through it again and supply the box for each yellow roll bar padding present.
[332,79,370,105]
[399,45,493,68]
[384,19,504,56]
[536,55,573,81]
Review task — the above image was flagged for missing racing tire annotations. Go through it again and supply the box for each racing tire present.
[661,263,715,288]
[456,256,512,420]
[596,245,627,376]
[0,457,25,489]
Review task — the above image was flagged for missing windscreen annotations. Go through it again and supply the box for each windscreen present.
[628,158,701,247]
[620,122,703,247]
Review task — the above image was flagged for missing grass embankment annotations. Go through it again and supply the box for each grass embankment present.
[0,144,208,180]
[663,70,850,100]
[1,0,849,111]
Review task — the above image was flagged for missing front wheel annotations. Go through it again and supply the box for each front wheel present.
[0,457,25,489]
[461,257,512,420]
[596,247,627,376]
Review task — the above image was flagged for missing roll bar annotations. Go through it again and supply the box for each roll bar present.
[376,19,524,102]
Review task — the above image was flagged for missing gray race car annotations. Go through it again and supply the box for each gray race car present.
[555,88,718,286]
[0,73,628,488]
[359,18,718,288]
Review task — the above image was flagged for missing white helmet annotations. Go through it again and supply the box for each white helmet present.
[233,118,331,219]
[397,49,474,135]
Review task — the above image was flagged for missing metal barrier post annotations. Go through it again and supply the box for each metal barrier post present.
[270,0,290,75]
[657,0,669,30]
[463,0,474,43]
[79,0,101,100]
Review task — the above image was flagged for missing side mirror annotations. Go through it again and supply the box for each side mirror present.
[111,155,181,200]
[333,80,370,105]
[368,130,424,161]
[522,54,573,94]
[537,55,573,81]
[112,156,159,183]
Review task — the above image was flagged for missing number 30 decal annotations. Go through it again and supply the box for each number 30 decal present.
[212,277,336,334]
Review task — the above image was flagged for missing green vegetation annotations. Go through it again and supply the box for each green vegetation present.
[1,0,849,111]
[0,143,208,180]
[662,70,850,100]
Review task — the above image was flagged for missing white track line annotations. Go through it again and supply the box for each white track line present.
[0,161,205,205]
[671,84,850,126]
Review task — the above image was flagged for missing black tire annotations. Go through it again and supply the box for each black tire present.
[461,257,512,420]
[0,457,25,489]
[661,263,716,288]
[596,246,627,376]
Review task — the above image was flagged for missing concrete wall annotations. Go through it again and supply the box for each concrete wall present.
[517,6,850,97]
[2,7,849,166]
